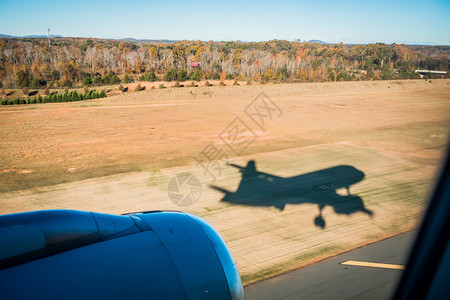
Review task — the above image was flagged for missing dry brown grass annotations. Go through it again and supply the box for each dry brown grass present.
[1,79,449,285]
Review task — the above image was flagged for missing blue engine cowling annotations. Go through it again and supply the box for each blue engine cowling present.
[0,210,245,300]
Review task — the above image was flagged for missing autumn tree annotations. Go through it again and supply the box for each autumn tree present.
[220,70,227,80]
[262,68,275,81]
[14,67,31,88]
[135,59,146,73]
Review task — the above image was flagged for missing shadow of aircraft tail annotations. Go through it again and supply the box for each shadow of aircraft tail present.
[210,160,373,229]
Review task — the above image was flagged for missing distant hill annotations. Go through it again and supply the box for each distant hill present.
[307,39,328,44]
[25,34,63,38]
[0,34,63,38]
[0,34,176,43]
[121,38,177,43]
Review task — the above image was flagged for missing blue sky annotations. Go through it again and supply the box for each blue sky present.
[0,0,449,44]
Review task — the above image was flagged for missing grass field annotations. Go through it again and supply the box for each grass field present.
[1,79,449,285]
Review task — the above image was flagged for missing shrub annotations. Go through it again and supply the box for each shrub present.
[103,71,121,85]
[1,89,109,104]
[173,81,180,87]
[89,90,98,98]
[51,70,60,80]
[188,81,196,87]
[336,71,350,81]
[204,81,212,87]
[119,84,124,91]
[82,76,91,86]
[31,78,40,89]
[92,75,102,86]
[163,69,188,82]
[176,69,188,81]
[212,73,220,80]
[22,87,29,95]
[43,87,50,96]
[134,84,142,92]
[140,71,157,82]
[233,79,239,86]
[84,86,89,93]
[219,81,226,86]
[246,79,252,85]
[150,72,158,82]
[163,69,176,81]
[275,67,290,81]
[123,74,131,84]
[189,69,203,81]
[159,84,166,89]
[163,69,173,81]
[151,86,155,90]
[109,74,121,84]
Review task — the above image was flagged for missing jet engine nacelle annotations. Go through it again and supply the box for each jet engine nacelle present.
[0,210,244,300]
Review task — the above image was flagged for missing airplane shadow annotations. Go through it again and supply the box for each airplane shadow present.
[210,160,373,229]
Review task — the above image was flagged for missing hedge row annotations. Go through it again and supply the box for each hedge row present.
[1,90,106,105]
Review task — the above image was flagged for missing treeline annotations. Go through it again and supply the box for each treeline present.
[0,37,448,88]
[1,90,106,105]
